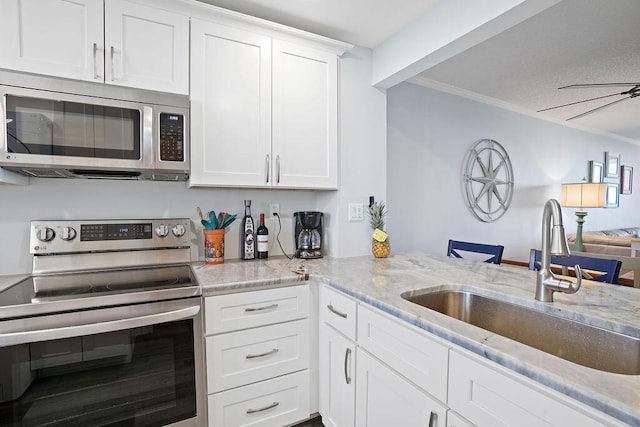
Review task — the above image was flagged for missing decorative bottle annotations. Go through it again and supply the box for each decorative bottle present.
[256,213,269,259]
[240,200,255,260]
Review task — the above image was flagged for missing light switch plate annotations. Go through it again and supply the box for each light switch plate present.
[348,203,364,222]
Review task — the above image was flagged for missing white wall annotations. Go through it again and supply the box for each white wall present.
[387,82,640,262]
[319,46,387,258]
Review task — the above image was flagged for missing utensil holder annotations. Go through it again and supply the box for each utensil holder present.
[204,229,225,264]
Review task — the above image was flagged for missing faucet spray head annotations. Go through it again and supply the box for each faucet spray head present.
[550,225,571,257]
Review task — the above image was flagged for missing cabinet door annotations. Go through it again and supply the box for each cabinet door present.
[0,0,104,82]
[190,19,272,187]
[449,350,624,427]
[319,324,355,427]
[104,0,189,94]
[272,40,338,189]
[355,349,447,427]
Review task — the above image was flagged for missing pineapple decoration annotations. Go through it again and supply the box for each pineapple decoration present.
[368,200,390,258]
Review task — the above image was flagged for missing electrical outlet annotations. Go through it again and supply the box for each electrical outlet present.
[269,203,280,218]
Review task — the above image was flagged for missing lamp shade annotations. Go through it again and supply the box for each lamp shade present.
[561,182,607,209]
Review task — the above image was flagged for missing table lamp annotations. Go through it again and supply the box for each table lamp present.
[561,181,607,251]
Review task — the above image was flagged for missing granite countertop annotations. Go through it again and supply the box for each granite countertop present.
[192,253,640,425]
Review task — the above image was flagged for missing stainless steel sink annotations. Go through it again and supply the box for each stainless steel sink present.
[402,290,640,375]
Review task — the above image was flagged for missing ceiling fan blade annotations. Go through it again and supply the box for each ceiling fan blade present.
[559,83,640,89]
[567,96,632,121]
[537,92,622,113]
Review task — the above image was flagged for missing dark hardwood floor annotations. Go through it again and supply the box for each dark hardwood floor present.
[291,415,324,427]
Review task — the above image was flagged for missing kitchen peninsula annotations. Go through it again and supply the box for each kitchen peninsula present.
[193,252,640,426]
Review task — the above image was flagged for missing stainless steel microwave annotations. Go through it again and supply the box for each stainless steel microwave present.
[0,72,189,181]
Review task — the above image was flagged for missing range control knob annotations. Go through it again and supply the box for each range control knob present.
[172,224,186,237]
[36,227,55,242]
[155,224,169,237]
[60,226,77,241]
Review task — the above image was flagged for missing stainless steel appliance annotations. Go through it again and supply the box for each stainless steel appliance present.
[0,71,189,181]
[0,219,204,426]
[293,211,323,259]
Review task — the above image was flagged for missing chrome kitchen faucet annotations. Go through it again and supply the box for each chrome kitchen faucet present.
[535,199,582,302]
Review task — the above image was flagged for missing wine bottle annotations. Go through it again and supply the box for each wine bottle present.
[256,213,269,259]
[240,200,255,260]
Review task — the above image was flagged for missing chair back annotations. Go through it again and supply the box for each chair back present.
[447,240,504,264]
[528,249,622,284]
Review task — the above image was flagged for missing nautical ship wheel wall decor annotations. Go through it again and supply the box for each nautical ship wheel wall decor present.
[462,139,514,222]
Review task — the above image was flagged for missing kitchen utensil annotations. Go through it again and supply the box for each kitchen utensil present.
[218,212,228,229]
[217,212,225,229]
[197,207,204,220]
[222,213,236,228]
[208,211,218,229]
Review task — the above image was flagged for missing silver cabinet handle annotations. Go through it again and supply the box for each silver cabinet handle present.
[246,348,278,359]
[327,304,347,318]
[246,401,279,414]
[92,42,99,79]
[344,347,352,384]
[428,411,437,427]
[276,155,281,183]
[265,154,270,183]
[245,303,278,312]
[110,46,115,81]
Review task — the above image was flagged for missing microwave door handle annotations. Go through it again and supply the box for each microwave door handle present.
[0,305,200,347]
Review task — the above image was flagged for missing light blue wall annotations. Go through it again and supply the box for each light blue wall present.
[387,82,640,262]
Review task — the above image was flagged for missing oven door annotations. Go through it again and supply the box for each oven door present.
[0,298,204,427]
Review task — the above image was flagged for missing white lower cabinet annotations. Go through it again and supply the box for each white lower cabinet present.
[318,285,357,427]
[208,370,310,427]
[446,411,474,427]
[205,284,311,427]
[448,350,626,427]
[355,349,447,427]
[319,322,356,427]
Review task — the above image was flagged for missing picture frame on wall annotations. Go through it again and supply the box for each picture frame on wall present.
[606,183,620,208]
[621,165,633,194]
[605,152,620,178]
[589,160,604,183]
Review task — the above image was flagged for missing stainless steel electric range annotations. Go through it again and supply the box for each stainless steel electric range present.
[0,219,205,427]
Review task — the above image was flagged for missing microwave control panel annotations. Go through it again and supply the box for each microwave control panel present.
[159,113,184,162]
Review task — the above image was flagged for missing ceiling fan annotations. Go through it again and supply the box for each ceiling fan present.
[537,83,640,120]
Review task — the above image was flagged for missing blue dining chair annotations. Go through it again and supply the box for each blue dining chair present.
[447,240,505,265]
[528,249,622,284]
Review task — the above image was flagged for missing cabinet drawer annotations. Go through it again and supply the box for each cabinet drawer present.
[208,370,310,427]
[205,285,309,334]
[319,285,357,340]
[207,319,309,393]
[449,350,625,427]
[357,304,449,403]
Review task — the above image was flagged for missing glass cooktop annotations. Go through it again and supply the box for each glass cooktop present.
[0,265,199,320]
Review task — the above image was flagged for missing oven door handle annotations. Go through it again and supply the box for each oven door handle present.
[0,305,200,347]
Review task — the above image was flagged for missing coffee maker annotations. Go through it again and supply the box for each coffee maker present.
[293,211,323,259]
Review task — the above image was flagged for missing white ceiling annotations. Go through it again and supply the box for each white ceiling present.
[196,0,640,143]
[195,0,439,48]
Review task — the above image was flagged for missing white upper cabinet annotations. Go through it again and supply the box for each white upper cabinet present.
[190,20,272,187]
[0,0,189,94]
[189,17,347,189]
[104,0,189,94]
[272,40,338,189]
[0,0,104,82]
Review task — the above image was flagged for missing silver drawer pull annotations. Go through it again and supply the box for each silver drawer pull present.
[246,348,279,359]
[327,304,347,318]
[246,401,279,414]
[245,303,278,313]
[428,411,437,427]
